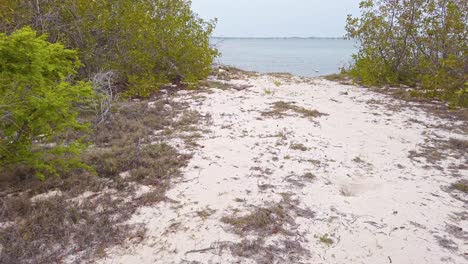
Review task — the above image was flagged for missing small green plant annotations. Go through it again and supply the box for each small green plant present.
[264,88,273,95]
[262,101,326,119]
[273,80,282,87]
[318,234,334,245]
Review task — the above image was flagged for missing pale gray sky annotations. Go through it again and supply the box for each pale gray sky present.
[191,0,361,38]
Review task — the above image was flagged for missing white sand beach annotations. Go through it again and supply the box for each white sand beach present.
[97,70,468,264]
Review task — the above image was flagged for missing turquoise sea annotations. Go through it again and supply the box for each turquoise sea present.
[212,37,356,77]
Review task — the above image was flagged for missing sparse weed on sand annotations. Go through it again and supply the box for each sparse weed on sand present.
[409,136,468,172]
[220,194,314,263]
[222,238,309,264]
[451,181,468,194]
[264,88,273,95]
[449,138,468,151]
[221,204,289,235]
[302,172,316,181]
[196,207,217,220]
[318,234,334,245]
[262,101,327,120]
[290,143,309,151]
[199,80,235,90]
[323,73,353,85]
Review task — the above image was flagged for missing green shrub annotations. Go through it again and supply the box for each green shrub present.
[346,0,467,107]
[0,0,219,97]
[0,27,94,180]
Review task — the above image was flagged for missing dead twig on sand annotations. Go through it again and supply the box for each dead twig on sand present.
[185,247,216,255]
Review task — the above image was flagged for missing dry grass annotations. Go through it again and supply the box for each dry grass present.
[435,235,459,251]
[221,194,314,235]
[451,181,468,194]
[224,238,309,264]
[138,190,167,206]
[220,194,313,263]
[449,138,468,151]
[196,207,216,220]
[250,166,273,178]
[0,98,202,263]
[352,157,365,163]
[0,192,144,263]
[221,204,288,235]
[290,143,309,151]
[198,80,235,90]
[352,156,373,167]
[339,187,353,197]
[323,73,353,85]
[369,86,468,132]
[302,172,316,181]
[83,100,196,188]
[409,136,468,173]
[262,101,326,120]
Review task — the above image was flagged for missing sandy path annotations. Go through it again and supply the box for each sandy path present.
[99,74,467,264]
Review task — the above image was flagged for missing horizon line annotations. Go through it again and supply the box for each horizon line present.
[211,36,347,40]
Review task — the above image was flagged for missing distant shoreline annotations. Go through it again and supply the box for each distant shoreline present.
[211,37,355,77]
[214,64,324,78]
[211,36,347,40]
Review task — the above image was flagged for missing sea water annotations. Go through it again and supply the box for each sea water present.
[212,37,356,77]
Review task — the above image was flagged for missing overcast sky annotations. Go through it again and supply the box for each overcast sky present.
[191,0,362,38]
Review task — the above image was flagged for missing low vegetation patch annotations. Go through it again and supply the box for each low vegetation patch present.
[451,181,468,194]
[222,238,309,264]
[198,80,235,91]
[324,73,353,85]
[409,137,468,173]
[0,193,137,263]
[0,98,202,263]
[222,194,314,235]
[318,234,334,245]
[302,172,316,181]
[290,143,309,151]
[268,72,294,79]
[262,101,326,119]
[212,65,258,81]
[220,194,314,263]
[449,138,468,151]
[339,187,353,197]
[196,207,217,220]
[221,204,289,235]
